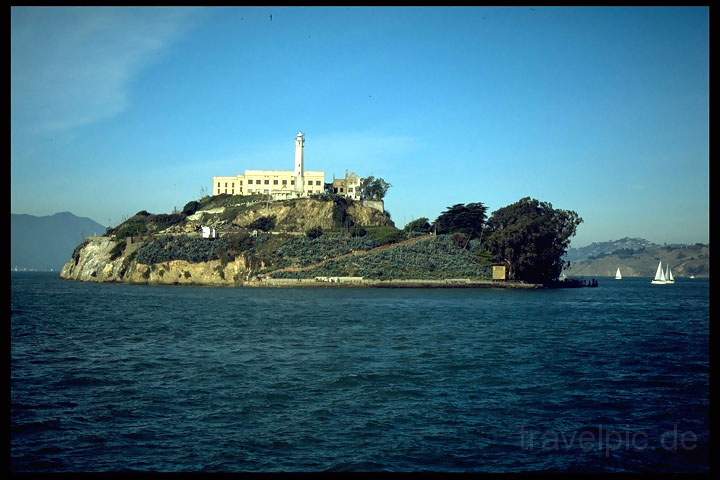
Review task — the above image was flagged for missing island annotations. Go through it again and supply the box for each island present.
[61,192,582,288]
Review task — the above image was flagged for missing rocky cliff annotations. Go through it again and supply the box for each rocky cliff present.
[60,236,252,285]
[60,195,398,286]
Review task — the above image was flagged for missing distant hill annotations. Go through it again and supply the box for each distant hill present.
[11,212,106,271]
[565,237,658,262]
[565,241,709,278]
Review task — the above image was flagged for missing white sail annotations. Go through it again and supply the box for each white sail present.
[667,266,674,282]
[615,267,622,280]
[654,261,665,281]
[651,261,667,284]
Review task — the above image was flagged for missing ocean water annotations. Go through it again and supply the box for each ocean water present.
[11,272,709,472]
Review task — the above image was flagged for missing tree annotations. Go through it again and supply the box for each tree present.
[247,215,276,232]
[403,217,432,234]
[484,197,582,283]
[360,176,391,201]
[182,201,200,216]
[433,203,488,240]
[306,226,324,239]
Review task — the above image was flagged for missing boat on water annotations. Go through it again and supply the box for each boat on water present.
[615,267,622,280]
[690,275,695,279]
[664,264,675,284]
[651,261,674,285]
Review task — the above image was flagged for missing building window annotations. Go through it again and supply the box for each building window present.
[316,181,321,186]
[282,180,287,185]
[264,189,269,194]
[264,180,269,185]
[217,182,220,188]
[225,182,228,187]
[273,180,278,185]
[349,188,353,193]
[231,189,234,194]
[239,180,243,185]
[340,188,344,193]
[307,180,313,185]
[291,180,295,185]
[224,189,227,194]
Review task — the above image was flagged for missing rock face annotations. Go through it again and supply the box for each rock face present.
[61,237,251,286]
[228,198,393,231]
[60,196,396,286]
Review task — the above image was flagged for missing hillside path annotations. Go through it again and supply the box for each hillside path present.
[267,234,434,275]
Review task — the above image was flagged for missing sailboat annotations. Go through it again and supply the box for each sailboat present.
[665,264,675,284]
[651,261,669,284]
[615,267,622,280]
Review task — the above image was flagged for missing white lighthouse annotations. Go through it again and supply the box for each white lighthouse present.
[294,131,305,194]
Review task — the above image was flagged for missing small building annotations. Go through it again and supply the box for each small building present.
[492,265,507,281]
[330,171,362,200]
[201,226,218,239]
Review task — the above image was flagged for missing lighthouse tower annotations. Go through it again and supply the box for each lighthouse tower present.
[294,131,305,195]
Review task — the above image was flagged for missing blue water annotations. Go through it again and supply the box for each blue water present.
[11,272,709,472]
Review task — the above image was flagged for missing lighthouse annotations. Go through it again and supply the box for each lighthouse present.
[294,131,304,194]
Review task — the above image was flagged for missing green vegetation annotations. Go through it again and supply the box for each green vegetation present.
[306,226,324,239]
[110,216,149,239]
[360,176,391,201]
[182,201,200,216]
[273,232,379,268]
[247,215,276,231]
[364,225,405,245]
[147,213,185,230]
[404,217,432,235]
[485,197,582,283]
[273,235,490,279]
[135,236,227,264]
[433,202,488,240]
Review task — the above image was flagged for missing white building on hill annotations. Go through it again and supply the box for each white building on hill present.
[212,132,361,200]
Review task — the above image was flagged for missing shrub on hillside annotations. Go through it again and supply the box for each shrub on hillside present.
[148,213,186,231]
[365,226,404,245]
[111,217,149,239]
[349,225,367,237]
[404,217,431,234]
[274,233,379,267]
[273,234,490,280]
[247,215,276,232]
[135,236,227,264]
[306,226,324,239]
[182,201,200,216]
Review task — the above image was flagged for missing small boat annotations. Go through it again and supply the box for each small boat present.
[665,264,675,284]
[651,261,667,285]
[690,275,695,279]
[559,272,567,281]
[615,267,622,280]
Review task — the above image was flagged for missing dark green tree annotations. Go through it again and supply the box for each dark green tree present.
[182,201,200,216]
[247,215,276,232]
[484,197,582,283]
[433,202,488,240]
[360,176,391,201]
[403,217,432,234]
[306,226,324,239]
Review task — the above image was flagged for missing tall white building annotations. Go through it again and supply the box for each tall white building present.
[212,132,325,199]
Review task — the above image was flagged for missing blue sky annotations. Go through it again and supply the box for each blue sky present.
[11,6,708,247]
